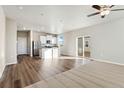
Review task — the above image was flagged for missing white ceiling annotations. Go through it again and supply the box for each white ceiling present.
[3,5,124,34]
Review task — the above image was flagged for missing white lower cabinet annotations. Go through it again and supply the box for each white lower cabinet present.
[42,48,52,59]
[39,48,59,59]
[52,48,59,58]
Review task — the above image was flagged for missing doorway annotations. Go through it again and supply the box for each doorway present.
[84,36,91,58]
[76,36,91,58]
[76,36,84,57]
[17,31,31,56]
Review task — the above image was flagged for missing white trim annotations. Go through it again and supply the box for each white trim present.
[0,61,17,78]
[6,58,17,66]
[90,58,124,66]
[6,61,17,66]
[0,64,6,78]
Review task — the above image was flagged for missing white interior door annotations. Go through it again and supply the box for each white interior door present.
[17,32,28,55]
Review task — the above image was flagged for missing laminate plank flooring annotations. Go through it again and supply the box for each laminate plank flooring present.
[27,60,124,88]
[0,55,89,88]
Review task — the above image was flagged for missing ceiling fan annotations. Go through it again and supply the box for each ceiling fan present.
[87,5,124,18]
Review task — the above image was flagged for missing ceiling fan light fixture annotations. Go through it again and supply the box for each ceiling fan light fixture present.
[100,10,110,16]
[88,5,124,18]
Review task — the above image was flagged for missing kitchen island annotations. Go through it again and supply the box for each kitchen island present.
[39,47,59,59]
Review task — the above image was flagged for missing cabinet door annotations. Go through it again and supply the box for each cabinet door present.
[42,48,52,59]
[40,36,46,44]
[52,37,57,44]
[46,35,52,40]
[53,48,59,58]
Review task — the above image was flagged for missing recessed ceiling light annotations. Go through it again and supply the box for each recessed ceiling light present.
[18,6,23,10]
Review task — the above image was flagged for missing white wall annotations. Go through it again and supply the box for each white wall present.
[6,18,17,65]
[0,6,6,78]
[61,18,124,64]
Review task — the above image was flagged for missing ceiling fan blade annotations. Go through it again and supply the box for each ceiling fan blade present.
[92,5,101,10]
[87,12,100,17]
[110,5,114,8]
[111,9,124,11]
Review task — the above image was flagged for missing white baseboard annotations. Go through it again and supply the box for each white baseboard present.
[90,58,124,66]
[0,61,17,79]
[0,64,6,78]
[6,61,17,66]
[6,58,17,66]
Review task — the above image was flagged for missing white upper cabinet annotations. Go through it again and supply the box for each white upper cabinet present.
[46,35,52,40]
[40,36,46,44]
[52,37,57,44]
[40,35,57,44]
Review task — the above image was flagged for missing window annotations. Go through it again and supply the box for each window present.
[58,35,64,46]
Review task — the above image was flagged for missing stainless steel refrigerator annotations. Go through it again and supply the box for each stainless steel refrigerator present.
[32,41,41,56]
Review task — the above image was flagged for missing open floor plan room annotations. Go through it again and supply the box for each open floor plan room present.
[0,5,124,88]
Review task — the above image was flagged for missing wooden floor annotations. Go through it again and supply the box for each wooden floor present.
[27,60,124,88]
[0,55,90,88]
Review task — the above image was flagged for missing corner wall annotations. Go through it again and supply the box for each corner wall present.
[0,6,6,78]
[6,18,17,65]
